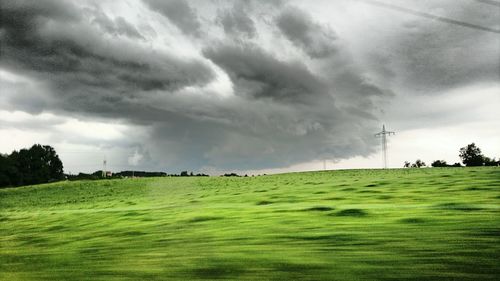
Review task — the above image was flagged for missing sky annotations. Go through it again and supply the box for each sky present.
[1,0,499,175]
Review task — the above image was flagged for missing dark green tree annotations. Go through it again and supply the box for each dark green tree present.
[42,145,64,181]
[1,144,64,188]
[459,143,484,166]
[483,157,499,166]
[411,159,426,168]
[0,154,14,186]
[431,160,448,167]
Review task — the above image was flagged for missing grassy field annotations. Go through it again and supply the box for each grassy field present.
[0,167,499,281]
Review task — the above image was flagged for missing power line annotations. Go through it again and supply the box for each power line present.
[357,0,500,34]
[475,0,500,7]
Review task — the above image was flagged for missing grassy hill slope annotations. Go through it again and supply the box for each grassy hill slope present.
[1,167,499,280]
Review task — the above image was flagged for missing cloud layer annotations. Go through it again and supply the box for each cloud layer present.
[1,0,498,173]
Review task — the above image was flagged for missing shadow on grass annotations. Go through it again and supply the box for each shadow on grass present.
[464,187,491,191]
[190,261,247,279]
[272,261,326,273]
[358,190,381,194]
[47,225,67,232]
[326,197,345,201]
[433,203,483,211]
[284,233,359,243]
[473,228,500,237]
[256,200,273,205]
[334,209,368,217]
[314,191,327,194]
[121,231,146,236]
[18,235,50,246]
[122,211,142,217]
[398,217,426,224]
[187,216,223,223]
[303,206,334,212]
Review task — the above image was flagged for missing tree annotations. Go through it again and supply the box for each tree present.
[44,145,64,181]
[25,144,64,184]
[459,143,484,166]
[403,161,410,168]
[0,154,14,187]
[411,159,426,168]
[483,157,499,167]
[0,144,64,188]
[431,160,448,167]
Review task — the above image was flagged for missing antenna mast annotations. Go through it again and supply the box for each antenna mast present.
[375,125,395,169]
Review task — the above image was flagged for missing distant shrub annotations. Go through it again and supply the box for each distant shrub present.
[411,159,426,168]
[431,160,462,167]
[431,160,448,167]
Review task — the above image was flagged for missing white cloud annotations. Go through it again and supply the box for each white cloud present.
[128,149,144,166]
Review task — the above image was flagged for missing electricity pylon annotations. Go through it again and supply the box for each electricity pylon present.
[375,125,395,169]
[102,157,107,178]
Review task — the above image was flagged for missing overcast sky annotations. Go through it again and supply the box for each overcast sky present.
[1,0,499,175]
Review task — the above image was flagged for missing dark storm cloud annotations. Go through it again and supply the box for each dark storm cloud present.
[0,0,214,107]
[394,27,499,93]
[90,8,145,40]
[204,43,328,103]
[359,0,500,34]
[0,0,388,171]
[142,97,379,170]
[4,1,495,172]
[144,0,201,37]
[216,3,256,38]
[197,41,384,169]
[0,0,80,25]
[356,0,500,94]
[276,7,338,58]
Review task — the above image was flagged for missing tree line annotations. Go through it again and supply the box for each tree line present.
[66,170,169,181]
[0,144,213,188]
[1,142,498,188]
[0,144,64,187]
[404,143,499,168]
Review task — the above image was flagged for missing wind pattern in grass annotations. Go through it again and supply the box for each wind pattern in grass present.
[0,167,499,280]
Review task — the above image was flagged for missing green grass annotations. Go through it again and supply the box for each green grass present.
[0,167,499,280]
